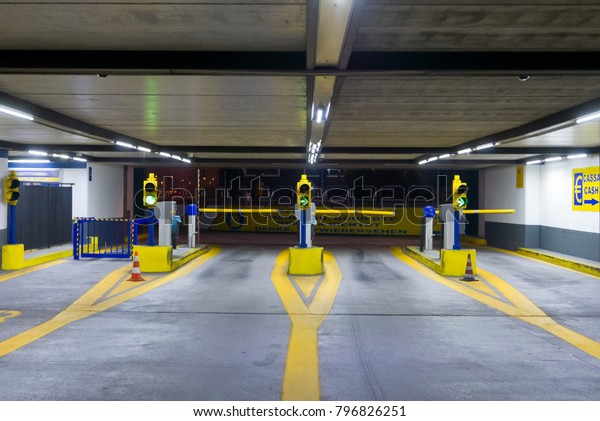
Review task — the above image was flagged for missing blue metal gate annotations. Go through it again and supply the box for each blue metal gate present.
[73,218,135,260]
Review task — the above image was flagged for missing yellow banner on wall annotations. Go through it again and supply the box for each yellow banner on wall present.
[572,166,600,212]
[207,208,441,236]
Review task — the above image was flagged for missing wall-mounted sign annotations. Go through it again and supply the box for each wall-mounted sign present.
[516,166,524,189]
[572,166,599,212]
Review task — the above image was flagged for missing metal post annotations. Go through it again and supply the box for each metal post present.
[8,204,16,244]
[73,219,79,260]
[148,209,155,246]
[453,210,461,250]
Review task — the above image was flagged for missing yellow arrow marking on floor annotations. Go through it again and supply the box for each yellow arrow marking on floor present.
[0,247,221,358]
[271,250,342,401]
[0,310,21,324]
[392,246,600,360]
[0,260,67,284]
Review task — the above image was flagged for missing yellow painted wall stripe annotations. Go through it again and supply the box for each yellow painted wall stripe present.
[271,250,342,401]
[0,247,221,358]
[0,260,66,284]
[392,246,600,360]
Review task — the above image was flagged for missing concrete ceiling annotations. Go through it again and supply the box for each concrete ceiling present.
[0,0,599,169]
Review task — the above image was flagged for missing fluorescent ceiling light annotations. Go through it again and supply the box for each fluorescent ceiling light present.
[567,154,588,160]
[8,159,50,163]
[439,154,451,159]
[418,160,428,165]
[0,105,34,121]
[544,156,563,162]
[72,157,87,162]
[475,143,494,151]
[457,148,472,155]
[116,141,135,149]
[526,160,542,165]
[576,111,600,124]
[137,146,151,153]
[52,154,70,159]
[28,150,48,156]
[427,157,438,162]
[171,155,182,161]
[182,158,191,164]
[309,140,322,154]
[159,152,171,158]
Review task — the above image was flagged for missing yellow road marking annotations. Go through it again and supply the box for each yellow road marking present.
[271,250,342,401]
[0,247,221,358]
[289,275,322,298]
[0,260,67,284]
[392,246,600,360]
[0,310,21,323]
[459,278,500,299]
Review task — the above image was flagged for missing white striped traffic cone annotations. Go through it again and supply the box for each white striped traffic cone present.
[461,254,477,282]
[128,251,145,282]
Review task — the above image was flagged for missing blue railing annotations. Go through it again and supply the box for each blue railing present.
[73,218,135,260]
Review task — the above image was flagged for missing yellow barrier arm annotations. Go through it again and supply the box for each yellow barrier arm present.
[198,208,395,216]
[435,209,516,215]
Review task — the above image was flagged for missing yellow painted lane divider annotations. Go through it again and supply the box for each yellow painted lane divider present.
[391,246,600,360]
[271,250,342,401]
[0,310,21,324]
[0,260,67,284]
[0,247,221,358]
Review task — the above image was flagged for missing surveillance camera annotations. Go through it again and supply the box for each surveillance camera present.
[518,75,531,82]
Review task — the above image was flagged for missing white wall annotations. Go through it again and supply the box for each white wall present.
[481,165,539,226]
[482,155,599,235]
[61,167,88,218]
[539,155,599,233]
[86,163,125,218]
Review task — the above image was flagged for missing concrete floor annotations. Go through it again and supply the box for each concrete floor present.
[0,238,599,400]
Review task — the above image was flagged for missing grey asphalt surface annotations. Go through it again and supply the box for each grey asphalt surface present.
[0,239,599,400]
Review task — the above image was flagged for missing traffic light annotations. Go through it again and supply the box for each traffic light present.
[452,175,468,210]
[296,174,312,209]
[4,170,20,205]
[143,173,158,208]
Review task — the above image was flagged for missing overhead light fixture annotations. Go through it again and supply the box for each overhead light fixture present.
[309,140,322,154]
[182,158,191,164]
[308,153,318,164]
[158,152,171,158]
[28,150,48,156]
[475,143,495,151]
[137,146,151,153]
[8,159,51,164]
[567,154,588,160]
[72,157,87,162]
[312,104,328,124]
[439,154,451,159]
[52,154,71,160]
[544,156,563,162]
[171,155,182,161]
[457,148,472,155]
[526,159,543,165]
[0,105,34,121]
[418,159,428,165]
[576,111,600,124]
[115,141,135,149]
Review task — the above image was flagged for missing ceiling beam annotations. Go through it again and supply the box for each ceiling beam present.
[2,51,600,75]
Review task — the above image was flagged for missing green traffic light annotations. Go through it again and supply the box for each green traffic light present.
[299,195,309,207]
[457,197,467,208]
[145,195,157,206]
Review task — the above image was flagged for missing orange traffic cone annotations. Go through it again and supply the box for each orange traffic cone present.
[128,251,145,282]
[461,254,476,282]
